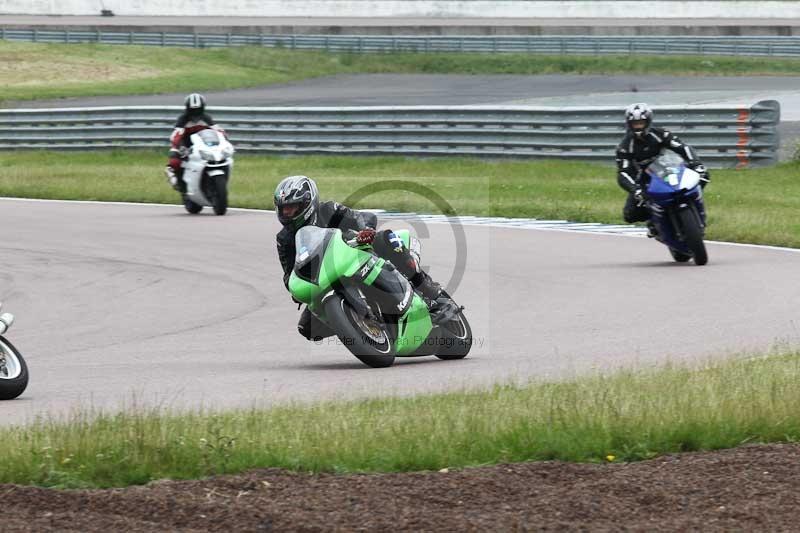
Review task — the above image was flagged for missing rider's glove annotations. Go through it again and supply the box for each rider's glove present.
[633,188,646,207]
[356,228,376,245]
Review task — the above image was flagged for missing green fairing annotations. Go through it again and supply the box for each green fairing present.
[287,227,434,357]
[288,232,373,305]
[395,295,433,356]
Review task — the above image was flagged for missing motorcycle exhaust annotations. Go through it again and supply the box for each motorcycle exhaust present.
[0,313,14,335]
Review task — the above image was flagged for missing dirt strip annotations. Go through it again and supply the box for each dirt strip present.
[2,443,798,532]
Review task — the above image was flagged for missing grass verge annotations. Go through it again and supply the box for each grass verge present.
[3,150,800,248]
[2,41,800,103]
[1,352,799,488]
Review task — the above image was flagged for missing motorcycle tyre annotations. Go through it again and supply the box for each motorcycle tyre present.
[676,208,708,266]
[211,176,228,216]
[183,196,203,214]
[323,294,395,368]
[434,292,473,360]
[669,249,692,263]
[0,336,28,400]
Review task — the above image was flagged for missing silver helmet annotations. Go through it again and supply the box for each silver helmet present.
[274,175,319,229]
[625,102,653,138]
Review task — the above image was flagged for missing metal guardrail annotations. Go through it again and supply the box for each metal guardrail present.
[0,101,780,168]
[2,28,800,57]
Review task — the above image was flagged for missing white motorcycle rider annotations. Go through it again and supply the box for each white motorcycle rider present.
[0,302,27,400]
[174,129,235,216]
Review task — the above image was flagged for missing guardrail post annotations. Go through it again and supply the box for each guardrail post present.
[65,29,69,43]
[227,33,231,46]
[291,35,296,49]
[33,29,37,42]
[95,29,100,43]
[161,31,165,46]
[260,33,265,47]
[194,33,199,48]
[129,31,133,44]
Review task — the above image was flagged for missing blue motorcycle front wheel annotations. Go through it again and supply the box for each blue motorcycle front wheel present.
[676,208,708,266]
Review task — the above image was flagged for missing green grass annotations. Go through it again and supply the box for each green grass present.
[2,41,800,103]
[2,352,799,488]
[3,150,799,248]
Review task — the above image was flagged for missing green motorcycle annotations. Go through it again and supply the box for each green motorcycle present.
[288,226,472,368]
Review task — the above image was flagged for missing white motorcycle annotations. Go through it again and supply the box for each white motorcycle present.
[180,129,234,216]
[0,303,27,400]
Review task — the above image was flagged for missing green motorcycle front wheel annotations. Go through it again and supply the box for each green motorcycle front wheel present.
[434,298,473,360]
[323,294,396,368]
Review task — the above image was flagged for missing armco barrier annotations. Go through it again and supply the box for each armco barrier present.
[2,29,800,57]
[0,101,780,168]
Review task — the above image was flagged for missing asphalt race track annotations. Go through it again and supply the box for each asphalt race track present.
[2,198,799,426]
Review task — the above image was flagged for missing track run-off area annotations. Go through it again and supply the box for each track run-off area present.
[2,197,799,426]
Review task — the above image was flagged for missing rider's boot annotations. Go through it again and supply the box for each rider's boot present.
[410,271,442,302]
[165,166,185,193]
[646,220,659,239]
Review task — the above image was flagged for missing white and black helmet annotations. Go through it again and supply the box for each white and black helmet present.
[625,102,653,138]
[274,175,319,229]
[184,93,206,115]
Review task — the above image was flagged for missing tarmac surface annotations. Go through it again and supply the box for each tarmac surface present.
[2,198,799,426]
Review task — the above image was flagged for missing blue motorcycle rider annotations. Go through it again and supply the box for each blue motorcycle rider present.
[616,103,710,237]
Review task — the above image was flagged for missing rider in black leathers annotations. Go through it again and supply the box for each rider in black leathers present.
[616,103,710,232]
[274,175,443,341]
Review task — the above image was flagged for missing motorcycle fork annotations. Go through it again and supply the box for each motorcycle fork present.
[668,201,703,241]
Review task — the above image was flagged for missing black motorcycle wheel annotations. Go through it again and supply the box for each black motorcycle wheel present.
[323,294,395,368]
[669,249,692,263]
[183,195,203,214]
[211,176,228,216]
[434,292,473,360]
[676,208,708,266]
[0,336,28,400]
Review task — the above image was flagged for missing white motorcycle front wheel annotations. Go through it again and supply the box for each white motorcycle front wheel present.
[0,335,28,400]
[208,176,228,216]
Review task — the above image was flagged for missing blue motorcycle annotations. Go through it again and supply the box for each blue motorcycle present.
[644,153,708,265]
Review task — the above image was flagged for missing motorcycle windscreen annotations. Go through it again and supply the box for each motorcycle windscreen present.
[197,129,221,147]
[294,226,335,284]
[646,152,684,200]
[646,152,684,181]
